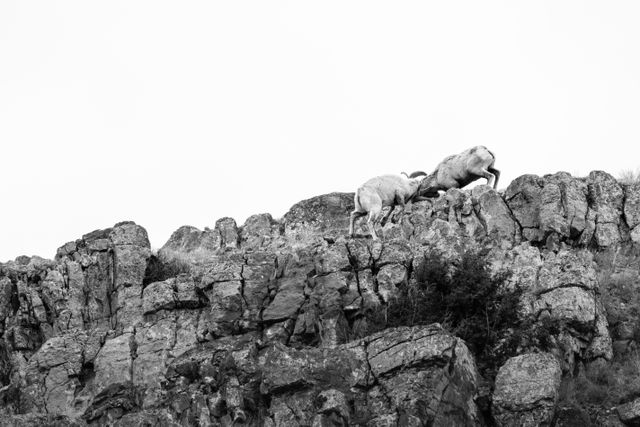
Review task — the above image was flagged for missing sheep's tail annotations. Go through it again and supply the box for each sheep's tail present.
[354,188,362,211]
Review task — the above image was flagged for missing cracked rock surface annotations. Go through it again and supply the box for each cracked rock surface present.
[492,352,562,427]
[0,171,637,425]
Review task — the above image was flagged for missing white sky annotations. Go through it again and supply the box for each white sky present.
[1,1,640,261]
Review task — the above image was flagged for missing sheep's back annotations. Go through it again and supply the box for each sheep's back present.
[360,175,409,205]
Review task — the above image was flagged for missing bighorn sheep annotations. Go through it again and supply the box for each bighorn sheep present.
[349,174,424,240]
[411,145,500,198]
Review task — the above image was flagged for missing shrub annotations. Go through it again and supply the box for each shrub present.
[571,352,640,408]
[378,247,521,373]
[618,168,640,185]
[143,253,193,286]
[594,244,640,343]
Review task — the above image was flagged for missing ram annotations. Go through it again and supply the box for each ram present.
[349,174,424,240]
[411,146,500,197]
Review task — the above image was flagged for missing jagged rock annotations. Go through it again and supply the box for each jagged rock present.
[162,216,280,259]
[314,241,351,274]
[472,185,520,241]
[133,310,200,405]
[94,332,134,393]
[109,221,150,247]
[376,263,407,303]
[0,277,14,331]
[260,342,364,394]
[316,389,350,423]
[142,280,175,314]
[240,213,282,249]
[492,352,562,427]
[411,217,466,259]
[160,225,220,255]
[617,397,640,426]
[0,414,87,427]
[82,382,143,425]
[491,243,613,365]
[261,276,306,323]
[505,174,547,241]
[52,221,151,331]
[536,249,598,292]
[505,171,629,248]
[587,171,625,247]
[506,172,590,246]
[110,410,180,427]
[284,192,354,243]
[373,238,413,267]
[21,330,102,416]
[0,341,10,387]
[292,270,346,346]
[199,280,243,338]
[344,238,373,270]
[200,255,243,285]
[215,217,239,250]
[142,275,201,315]
[263,325,481,425]
[0,171,634,425]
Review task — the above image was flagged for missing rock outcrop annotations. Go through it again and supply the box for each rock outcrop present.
[0,171,638,425]
[616,397,640,426]
[505,171,636,248]
[492,352,562,426]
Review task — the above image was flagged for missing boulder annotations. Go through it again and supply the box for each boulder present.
[472,185,520,241]
[239,213,282,249]
[215,217,239,250]
[492,352,562,427]
[505,171,631,248]
[160,225,220,255]
[491,243,613,365]
[262,325,481,426]
[616,397,640,426]
[284,192,354,243]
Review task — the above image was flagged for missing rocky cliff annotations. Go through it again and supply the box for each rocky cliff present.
[1,171,640,426]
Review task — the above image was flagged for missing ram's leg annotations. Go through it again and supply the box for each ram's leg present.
[395,193,407,222]
[403,200,412,214]
[368,207,382,240]
[380,205,395,227]
[398,192,410,214]
[488,167,500,189]
[349,210,367,237]
[477,168,497,188]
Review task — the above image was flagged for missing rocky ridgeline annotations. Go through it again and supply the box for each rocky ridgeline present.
[1,171,639,426]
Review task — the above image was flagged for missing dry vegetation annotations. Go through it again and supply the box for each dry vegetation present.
[618,168,640,185]
[143,249,195,286]
[557,244,640,414]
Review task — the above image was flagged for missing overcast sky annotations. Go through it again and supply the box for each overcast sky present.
[1,1,640,261]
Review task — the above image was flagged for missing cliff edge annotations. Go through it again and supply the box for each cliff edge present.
[1,170,640,426]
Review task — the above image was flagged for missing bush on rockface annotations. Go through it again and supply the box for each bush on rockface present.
[535,243,640,423]
[371,247,522,374]
[556,243,640,412]
[555,351,640,411]
[594,244,640,346]
[143,252,193,286]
